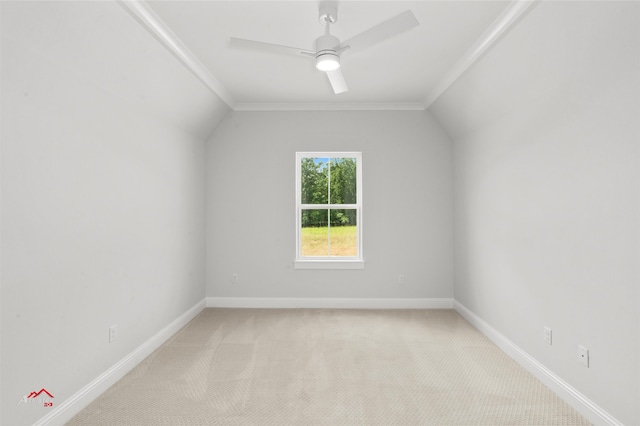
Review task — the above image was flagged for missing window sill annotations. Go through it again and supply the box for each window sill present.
[294,260,365,270]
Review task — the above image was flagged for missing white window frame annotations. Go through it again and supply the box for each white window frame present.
[294,152,364,270]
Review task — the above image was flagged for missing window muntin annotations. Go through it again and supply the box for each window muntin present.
[296,152,363,268]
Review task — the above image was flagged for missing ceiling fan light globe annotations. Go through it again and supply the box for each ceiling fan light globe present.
[316,52,340,71]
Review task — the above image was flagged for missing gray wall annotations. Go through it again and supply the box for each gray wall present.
[206,110,454,300]
[3,1,637,425]
[0,2,227,425]
[431,2,640,424]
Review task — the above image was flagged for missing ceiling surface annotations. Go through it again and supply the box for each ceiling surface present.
[143,1,511,109]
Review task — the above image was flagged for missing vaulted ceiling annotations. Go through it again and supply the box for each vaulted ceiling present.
[121,1,535,111]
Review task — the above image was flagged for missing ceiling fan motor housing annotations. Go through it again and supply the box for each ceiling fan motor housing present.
[315,34,341,71]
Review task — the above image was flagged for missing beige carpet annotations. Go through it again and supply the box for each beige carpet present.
[67,309,590,425]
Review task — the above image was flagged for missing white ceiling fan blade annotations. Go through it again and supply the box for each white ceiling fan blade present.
[326,69,348,94]
[230,37,315,57]
[338,10,419,53]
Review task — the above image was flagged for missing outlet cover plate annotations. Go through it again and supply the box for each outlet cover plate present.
[577,345,589,367]
[543,326,552,345]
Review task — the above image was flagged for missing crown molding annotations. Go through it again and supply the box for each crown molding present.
[117,0,237,109]
[233,102,427,112]
[119,0,536,113]
[423,0,539,109]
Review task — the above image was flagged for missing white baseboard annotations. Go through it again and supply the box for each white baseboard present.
[206,297,453,309]
[36,298,616,425]
[34,299,206,426]
[453,300,622,426]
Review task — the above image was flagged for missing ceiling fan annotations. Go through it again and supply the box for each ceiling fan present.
[229,6,419,94]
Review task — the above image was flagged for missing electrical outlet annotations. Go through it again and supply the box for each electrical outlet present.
[398,274,405,284]
[543,326,552,345]
[109,325,118,343]
[577,345,589,367]
[232,273,238,284]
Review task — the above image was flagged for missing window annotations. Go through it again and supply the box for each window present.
[295,152,363,269]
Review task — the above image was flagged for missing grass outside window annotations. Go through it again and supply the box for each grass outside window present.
[301,226,357,257]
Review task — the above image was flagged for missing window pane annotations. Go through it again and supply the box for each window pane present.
[301,209,328,256]
[329,157,357,204]
[329,209,357,256]
[301,157,328,204]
